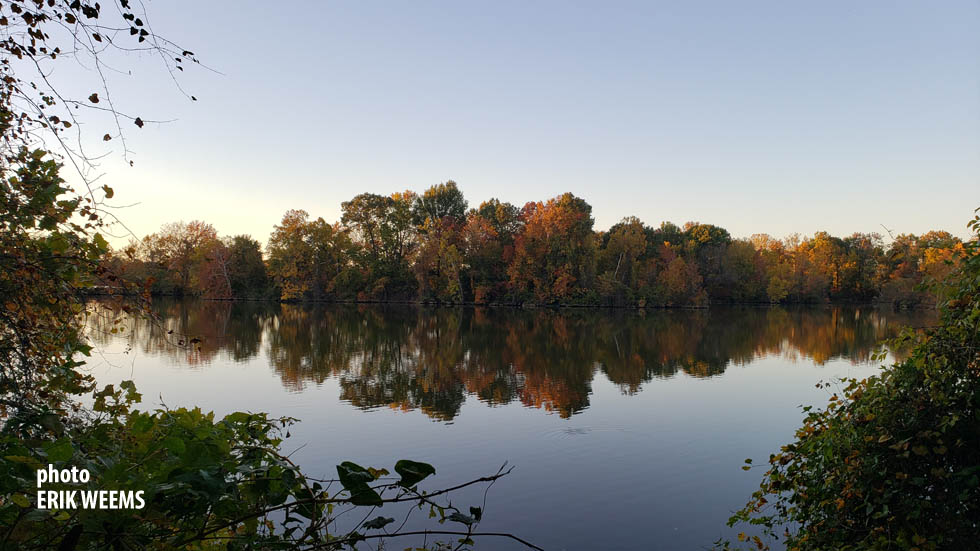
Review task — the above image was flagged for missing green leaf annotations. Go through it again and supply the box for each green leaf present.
[4,455,43,469]
[447,512,474,526]
[44,438,73,462]
[161,436,186,456]
[394,459,435,488]
[38,413,65,435]
[11,494,30,508]
[349,486,383,506]
[130,413,154,435]
[294,488,320,520]
[93,233,108,252]
[336,462,383,506]
[244,517,258,534]
[363,516,395,530]
[337,462,374,490]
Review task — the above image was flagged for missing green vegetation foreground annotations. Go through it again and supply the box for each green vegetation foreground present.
[720,210,980,550]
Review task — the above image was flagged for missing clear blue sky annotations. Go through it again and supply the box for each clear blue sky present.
[89,0,979,245]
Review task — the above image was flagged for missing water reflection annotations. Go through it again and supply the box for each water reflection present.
[87,301,932,421]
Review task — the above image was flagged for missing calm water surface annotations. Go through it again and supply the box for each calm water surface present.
[84,301,933,550]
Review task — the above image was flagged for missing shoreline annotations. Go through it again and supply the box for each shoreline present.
[86,292,937,311]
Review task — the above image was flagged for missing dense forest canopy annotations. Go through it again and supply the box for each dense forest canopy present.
[110,181,968,307]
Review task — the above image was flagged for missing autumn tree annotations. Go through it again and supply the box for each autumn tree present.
[600,217,648,285]
[878,231,965,306]
[508,193,597,304]
[196,238,234,298]
[411,183,469,302]
[722,211,980,551]
[194,235,270,299]
[751,234,793,302]
[413,217,466,303]
[596,216,649,305]
[656,242,707,306]
[0,150,120,420]
[801,231,846,298]
[474,198,523,241]
[267,209,355,301]
[459,199,522,303]
[142,220,219,295]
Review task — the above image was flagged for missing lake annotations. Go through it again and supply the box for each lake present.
[83,301,933,550]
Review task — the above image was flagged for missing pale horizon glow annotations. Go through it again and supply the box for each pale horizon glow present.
[63,1,976,247]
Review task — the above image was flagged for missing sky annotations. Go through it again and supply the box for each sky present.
[62,1,979,246]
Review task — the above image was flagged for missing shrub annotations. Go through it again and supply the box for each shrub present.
[721,209,980,551]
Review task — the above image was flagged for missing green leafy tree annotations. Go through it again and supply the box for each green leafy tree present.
[411,183,469,302]
[720,239,766,302]
[648,221,686,250]
[839,233,884,301]
[461,200,521,303]
[225,235,270,298]
[683,222,733,300]
[411,180,468,228]
[267,210,355,301]
[474,198,522,241]
[596,217,648,306]
[341,192,418,300]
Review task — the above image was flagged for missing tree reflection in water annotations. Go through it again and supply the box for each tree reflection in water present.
[87,301,932,421]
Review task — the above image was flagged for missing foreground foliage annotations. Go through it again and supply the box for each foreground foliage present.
[720,211,980,550]
[0,148,120,422]
[2,403,524,550]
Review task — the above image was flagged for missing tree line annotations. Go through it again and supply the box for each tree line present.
[109,181,967,307]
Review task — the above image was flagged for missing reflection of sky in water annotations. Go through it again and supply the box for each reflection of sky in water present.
[82,302,932,551]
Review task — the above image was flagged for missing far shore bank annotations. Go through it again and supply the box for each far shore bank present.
[86,291,937,311]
